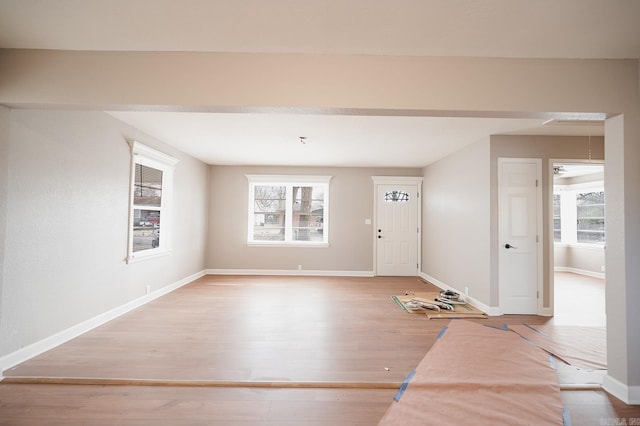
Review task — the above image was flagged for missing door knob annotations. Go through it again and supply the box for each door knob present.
[378,229,382,233]
[504,243,518,249]
[378,235,382,239]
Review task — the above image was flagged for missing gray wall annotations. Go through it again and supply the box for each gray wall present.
[206,165,421,273]
[422,138,491,303]
[0,109,209,357]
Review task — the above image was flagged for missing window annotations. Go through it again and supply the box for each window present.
[247,175,332,246]
[127,141,178,262]
[553,185,605,247]
[385,190,410,202]
[576,191,605,244]
[553,193,561,242]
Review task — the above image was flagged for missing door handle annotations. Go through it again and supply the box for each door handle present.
[504,243,518,249]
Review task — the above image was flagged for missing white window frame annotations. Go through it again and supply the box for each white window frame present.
[246,175,332,247]
[126,141,178,263]
[554,180,605,248]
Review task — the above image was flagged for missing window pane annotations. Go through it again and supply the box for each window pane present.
[385,190,409,202]
[576,191,605,206]
[577,231,606,244]
[553,194,561,242]
[292,186,324,242]
[576,191,605,244]
[253,185,286,241]
[577,205,604,218]
[133,209,160,252]
[134,164,163,206]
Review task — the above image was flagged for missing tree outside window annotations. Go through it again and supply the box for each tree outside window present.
[247,175,331,246]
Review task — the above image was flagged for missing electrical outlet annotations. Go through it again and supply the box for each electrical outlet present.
[298,265,302,270]
[465,286,469,296]
[601,265,605,272]
[145,285,151,295]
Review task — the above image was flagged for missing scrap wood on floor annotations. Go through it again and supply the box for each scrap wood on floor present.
[391,292,487,319]
[379,320,566,426]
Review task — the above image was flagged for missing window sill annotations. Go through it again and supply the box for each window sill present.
[554,243,605,251]
[126,248,171,264]
[247,242,329,248]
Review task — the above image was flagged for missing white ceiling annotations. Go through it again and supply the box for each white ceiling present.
[108,111,603,167]
[1,0,629,167]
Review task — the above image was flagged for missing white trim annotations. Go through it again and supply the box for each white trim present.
[131,141,179,166]
[603,375,640,405]
[126,141,179,264]
[246,174,332,184]
[554,266,605,280]
[371,176,423,276]
[206,269,374,277]
[371,176,424,185]
[554,242,606,251]
[0,270,205,378]
[419,272,502,316]
[246,175,332,246]
[247,242,329,248]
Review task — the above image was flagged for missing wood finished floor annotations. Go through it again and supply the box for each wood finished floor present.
[1,274,638,425]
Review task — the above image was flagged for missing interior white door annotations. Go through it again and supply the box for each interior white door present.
[498,159,541,314]
[376,184,418,276]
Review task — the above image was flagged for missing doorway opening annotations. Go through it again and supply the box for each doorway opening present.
[551,162,605,326]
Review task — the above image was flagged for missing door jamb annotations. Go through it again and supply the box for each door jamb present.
[371,176,423,276]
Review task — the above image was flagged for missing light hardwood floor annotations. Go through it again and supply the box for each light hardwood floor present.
[1,275,638,425]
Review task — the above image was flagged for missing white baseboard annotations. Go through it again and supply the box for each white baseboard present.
[603,374,640,405]
[0,270,206,378]
[206,269,375,277]
[554,266,605,280]
[418,272,502,316]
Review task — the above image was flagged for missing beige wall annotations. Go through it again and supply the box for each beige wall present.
[0,109,209,357]
[422,138,491,304]
[206,165,421,273]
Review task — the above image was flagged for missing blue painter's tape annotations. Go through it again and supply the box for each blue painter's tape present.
[394,370,416,402]
[562,408,572,426]
[550,354,557,370]
[483,324,505,331]
[524,323,550,338]
[436,326,448,339]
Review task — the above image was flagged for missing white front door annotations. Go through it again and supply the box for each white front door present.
[498,158,542,314]
[376,183,419,276]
